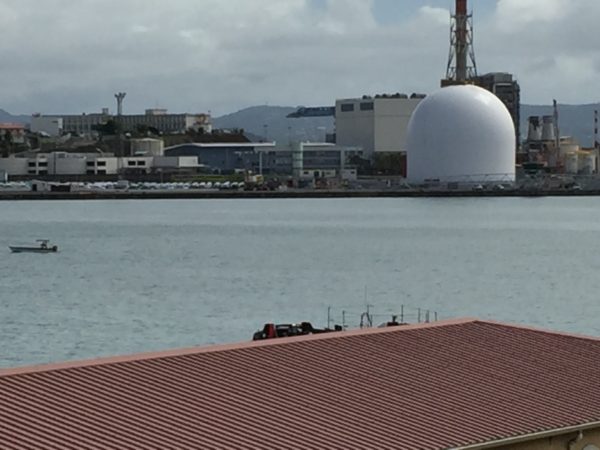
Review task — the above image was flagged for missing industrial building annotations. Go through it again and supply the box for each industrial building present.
[335,94,424,157]
[165,142,276,174]
[165,141,359,178]
[407,85,516,183]
[474,73,521,149]
[2,318,600,449]
[524,114,597,175]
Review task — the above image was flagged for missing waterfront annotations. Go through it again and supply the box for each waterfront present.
[2,197,600,368]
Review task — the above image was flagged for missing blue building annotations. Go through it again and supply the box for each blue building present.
[165,143,276,174]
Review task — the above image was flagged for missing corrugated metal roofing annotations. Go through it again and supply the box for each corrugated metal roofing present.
[2,318,600,450]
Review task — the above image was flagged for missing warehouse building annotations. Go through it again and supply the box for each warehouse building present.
[2,318,600,449]
[335,93,425,158]
[165,142,276,173]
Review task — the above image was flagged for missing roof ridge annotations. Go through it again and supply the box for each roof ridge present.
[472,319,600,342]
[0,317,478,378]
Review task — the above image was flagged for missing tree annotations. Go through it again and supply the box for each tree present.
[373,152,406,176]
[348,154,372,175]
[1,130,13,157]
[92,119,122,136]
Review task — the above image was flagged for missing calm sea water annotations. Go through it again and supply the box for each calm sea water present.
[1,197,600,368]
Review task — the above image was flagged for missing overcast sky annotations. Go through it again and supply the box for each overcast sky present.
[0,0,599,116]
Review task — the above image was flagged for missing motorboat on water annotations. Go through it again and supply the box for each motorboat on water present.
[9,240,58,254]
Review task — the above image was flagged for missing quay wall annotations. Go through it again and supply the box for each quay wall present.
[1,189,599,201]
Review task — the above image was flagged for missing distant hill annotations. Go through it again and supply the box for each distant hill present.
[3,103,598,147]
[0,109,29,124]
[216,103,600,149]
[214,106,334,149]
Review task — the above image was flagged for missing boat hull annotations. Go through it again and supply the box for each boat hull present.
[9,246,58,254]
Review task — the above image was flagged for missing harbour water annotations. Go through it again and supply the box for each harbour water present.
[1,197,600,368]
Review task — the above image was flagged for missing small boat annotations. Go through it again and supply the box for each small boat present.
[9,240,58,254]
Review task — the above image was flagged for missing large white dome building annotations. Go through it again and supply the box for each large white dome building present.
[406,85,516,184]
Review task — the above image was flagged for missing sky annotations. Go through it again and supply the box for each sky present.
[0,0,599,116]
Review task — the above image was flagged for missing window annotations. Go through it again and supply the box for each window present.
[87,161,95,166]
[28,162,36,168]
[341,104,354,112]
[97,170,106,175]
[38,162,48,167]
[360,102,374,111]
[38,170,48,175]
[128,161,136,166]
[97,161,106,167]
[86,170,95,175]
[137,161,145,166]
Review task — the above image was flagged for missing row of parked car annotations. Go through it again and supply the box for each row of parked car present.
[0,181,246,192]
[79,181,246,191]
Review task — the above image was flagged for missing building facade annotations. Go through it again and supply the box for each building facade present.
[165,142,276,174]
[31,110,212,137]
[335,94,425,157]
[0,123,26,144]
[474,72,521,149]
[291,142,361,180]
[30,115,64,136]
[117,110,212,135]
[0,152,200,177]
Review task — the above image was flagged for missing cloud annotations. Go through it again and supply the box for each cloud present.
[418,6,450,26]
[479,0,600,104]
[495,0,562,31]
[0,0,598,116]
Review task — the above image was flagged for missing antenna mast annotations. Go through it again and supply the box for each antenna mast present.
[445,0,478,84]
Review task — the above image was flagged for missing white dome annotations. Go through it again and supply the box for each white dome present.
[407,85,516,183]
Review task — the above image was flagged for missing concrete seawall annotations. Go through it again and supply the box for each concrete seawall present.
[0,189,596,200]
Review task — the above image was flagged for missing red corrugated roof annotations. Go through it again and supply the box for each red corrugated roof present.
[0,123,25,130]
[2,318,600,450]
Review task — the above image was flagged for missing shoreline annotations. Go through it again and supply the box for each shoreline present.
[0,189,596,200]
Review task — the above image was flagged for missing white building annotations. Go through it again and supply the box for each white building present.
[85,156,120,175]
[130,138,164,156]
[335,94,424,157]
[118,110,212,135]
[291,142,360,180]
[153,156,199,171]
[30,115,64,137]
[0,152,201,177]
[62,113,109,136]
[31,110,212,137]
